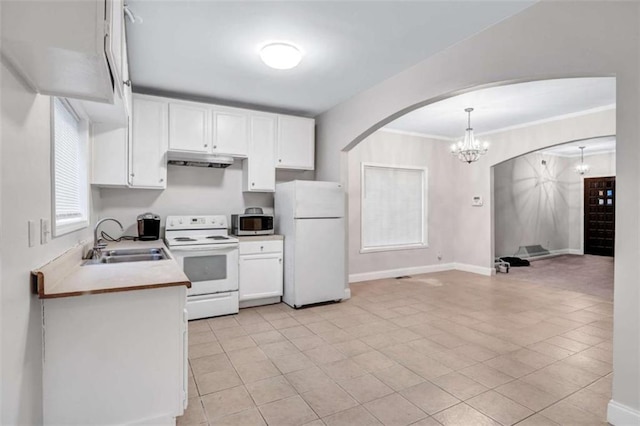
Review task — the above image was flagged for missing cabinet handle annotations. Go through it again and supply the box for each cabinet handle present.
[260,246,264,251]
[278,159,282,163]
[130,173,135,177]
[204,144,208,147]
[213,145,217,149]
[124,79,132,87]
[159,178,164,183]
[279,258,282,264]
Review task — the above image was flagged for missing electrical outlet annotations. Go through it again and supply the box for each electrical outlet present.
[40,219,50,244]
[28,221,37,247]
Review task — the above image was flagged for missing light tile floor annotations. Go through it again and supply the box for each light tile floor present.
[179,270,612,425]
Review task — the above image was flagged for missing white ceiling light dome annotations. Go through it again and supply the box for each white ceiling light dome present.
[259,42,303,70]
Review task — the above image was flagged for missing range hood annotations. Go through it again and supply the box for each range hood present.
[167,150,234,169]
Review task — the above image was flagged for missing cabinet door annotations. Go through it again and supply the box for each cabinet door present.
[244,114,276,192]
[276,116,315,170]
[91,123,129,187]
[168,103,209,153]
[239,253,283,301]
[105,0,124,98]
[212,108,248,157]
[132,97,167,188]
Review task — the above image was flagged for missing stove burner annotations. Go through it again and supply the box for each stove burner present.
[206,236,229,240]
[174,237,197,242]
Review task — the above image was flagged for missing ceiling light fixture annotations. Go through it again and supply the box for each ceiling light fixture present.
[259,42,303,70]
[575,146,590,175]
[451,107,489,164]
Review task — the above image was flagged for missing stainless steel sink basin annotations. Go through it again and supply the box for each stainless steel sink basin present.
[102,248,165,257]
[83,248,169,265]
[99,254,167,263]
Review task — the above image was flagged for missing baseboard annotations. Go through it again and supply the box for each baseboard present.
[453,263,495,276]
[348,263,456,283]
[343,288,351,300]
[239,296,281,309]
[607,399,640,425]
[497,249,584,261]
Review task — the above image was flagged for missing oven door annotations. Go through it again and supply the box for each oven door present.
[171,244,239,296]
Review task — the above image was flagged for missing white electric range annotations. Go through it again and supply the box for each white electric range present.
[165,215,239,320]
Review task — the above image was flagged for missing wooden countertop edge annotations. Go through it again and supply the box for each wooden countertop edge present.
[33,271,191,299]
[31,241,191,300]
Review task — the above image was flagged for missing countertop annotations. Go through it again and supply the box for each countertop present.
[234,234,284,241]
[32,240,191,299]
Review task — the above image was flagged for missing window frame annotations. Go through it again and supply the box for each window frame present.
[50,97,90,237]
[360,162,428,253]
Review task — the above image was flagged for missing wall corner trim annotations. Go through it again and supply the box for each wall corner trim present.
[343,288,351,300]
[607,400,640,425]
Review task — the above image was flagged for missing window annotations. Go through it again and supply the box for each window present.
[361,163,427,252]
[52,98,89,236]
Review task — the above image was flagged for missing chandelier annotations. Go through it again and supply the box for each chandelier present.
[451,107,489,164]
[575,146,590,175]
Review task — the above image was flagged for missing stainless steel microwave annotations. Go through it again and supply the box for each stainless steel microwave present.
[231,214,274,236]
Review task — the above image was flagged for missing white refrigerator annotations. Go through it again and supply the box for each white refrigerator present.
[275,181,346,308]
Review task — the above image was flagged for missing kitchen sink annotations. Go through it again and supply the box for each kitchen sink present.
[102,248,166,257]
[83,248,169,265]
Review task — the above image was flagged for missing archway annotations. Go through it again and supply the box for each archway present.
[315,4,638,423]
[344,77,615,281]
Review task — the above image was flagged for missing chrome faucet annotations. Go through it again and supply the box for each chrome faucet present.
[88,218,124,258]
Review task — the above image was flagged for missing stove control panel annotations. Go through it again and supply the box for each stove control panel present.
[166,215,228,230]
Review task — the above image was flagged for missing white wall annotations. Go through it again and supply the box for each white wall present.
[315,2,639,421]
[98,164,312,235]
[479,110,616,266]
[494,150,616,258]
[347,130,455,280]
[494,152,572,257]
[0,58,97,424]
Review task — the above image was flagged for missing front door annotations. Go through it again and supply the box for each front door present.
[584,176,615,256]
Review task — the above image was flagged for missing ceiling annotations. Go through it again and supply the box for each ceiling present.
[384,78,616,139]
[125,1,534,116]
[539,136,616,158]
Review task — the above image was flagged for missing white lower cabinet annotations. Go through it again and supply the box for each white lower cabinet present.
[239,240,283,301]
[42,286,187,425]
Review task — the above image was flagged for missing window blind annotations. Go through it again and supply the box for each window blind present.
[53,98,85,224]
[361,164,426,251]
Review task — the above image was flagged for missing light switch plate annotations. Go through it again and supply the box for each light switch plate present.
[472,196,483,206]
[28,221,37,247]
[41,218,50,244]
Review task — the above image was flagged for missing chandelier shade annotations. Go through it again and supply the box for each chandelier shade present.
[575,146,590,175]
[451,108,489,164]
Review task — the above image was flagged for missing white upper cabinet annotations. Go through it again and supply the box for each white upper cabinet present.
[105,0,124,99]
[276,116,315,170]
[91,123,129,187]
[132,96,168,189]
[243,114,277,192]
[169,103,210,153]
[2,0,121,104]
[212,108,249,157]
